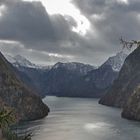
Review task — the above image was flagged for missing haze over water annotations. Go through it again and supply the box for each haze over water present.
[18,96,140,140]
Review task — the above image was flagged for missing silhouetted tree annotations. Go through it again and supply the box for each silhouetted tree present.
[120,37,140,49]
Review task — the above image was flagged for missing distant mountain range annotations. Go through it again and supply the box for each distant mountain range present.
[6,55,38,68]
[5,54,52,70]
[41,62,96,97]
[5,51,127,98]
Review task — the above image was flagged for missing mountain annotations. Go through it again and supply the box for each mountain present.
[121,85,140,121]
[51,62,95,75]
[98,47,140,121]
[99,48,140,108]
[14,66,47,97]
[84,51,127,91]
[6,54,53,70]
[5,55,52,97]
[0,52,49,121]
[4,52,127,98]
[42,52,127,98]
[5,54,43,69]
[6,58,96,97]
[42,62,97,97]
[85,65,118,90]
[102,51,127,71]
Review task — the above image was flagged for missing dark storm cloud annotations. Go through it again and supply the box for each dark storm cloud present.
[0,1,56,41]
[73,0,140,40]
[0,0,80,54]
[1,0,140,65]
[72,0,140,50]
[0,0,86,64]
[0,0,79,43]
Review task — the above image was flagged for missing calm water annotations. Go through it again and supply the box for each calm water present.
[17,96,140,140]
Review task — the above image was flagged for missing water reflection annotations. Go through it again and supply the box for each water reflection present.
[16,96,140,140]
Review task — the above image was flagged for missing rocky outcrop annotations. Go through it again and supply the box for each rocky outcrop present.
[99,47,140,107]
[0,52,49,121]
[121,86,140,121]
[98,47,140,121]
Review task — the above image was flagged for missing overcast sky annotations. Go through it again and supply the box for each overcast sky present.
[0,0,139,66]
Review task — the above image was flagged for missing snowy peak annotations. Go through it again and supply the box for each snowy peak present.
[102,51,128,71]
[5,54,38,68]
[52,62,95,75]
[14,55,36,68]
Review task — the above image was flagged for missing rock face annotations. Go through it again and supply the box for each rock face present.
[122,86,140,121]
[85,65,118,90]
[0,52,49,121]
[99,47,140,108]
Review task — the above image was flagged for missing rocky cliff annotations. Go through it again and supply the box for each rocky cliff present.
[121,86,140,121]
[0,52,49,121]
[99,47,140,108]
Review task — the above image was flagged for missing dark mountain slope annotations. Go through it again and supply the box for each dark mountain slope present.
[42,62,98,97]
[99,47,140,108]
[0,52,49,121]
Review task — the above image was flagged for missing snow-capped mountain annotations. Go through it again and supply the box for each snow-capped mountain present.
[52,62,95,75]
[3,52,128,98]
[5,54,37,68]
[5,54,51,69]
[41,62,97,97]
[102,51,127,71]
[85,51,128,90]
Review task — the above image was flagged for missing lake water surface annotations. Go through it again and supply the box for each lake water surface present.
[17,96,140,140]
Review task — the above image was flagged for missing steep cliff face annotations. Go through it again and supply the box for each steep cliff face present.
[99,47,140,107]
[0,52,49,121]
[122,86,140,121]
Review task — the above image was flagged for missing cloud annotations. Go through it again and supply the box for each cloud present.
[0,1,56,41]
[0,1,78,49]
[0,0,140,65]
[72,0,140,51]
[73,0,140,41]
[0,0,98,65]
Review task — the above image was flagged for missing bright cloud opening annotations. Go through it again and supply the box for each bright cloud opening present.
[117,0,129,4]
[22,0,90,36]
[0,4,6,17]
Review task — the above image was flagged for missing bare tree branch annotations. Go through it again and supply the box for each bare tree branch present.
[120,37,140,50]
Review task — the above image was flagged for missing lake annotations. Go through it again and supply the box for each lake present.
[16,96,140,140]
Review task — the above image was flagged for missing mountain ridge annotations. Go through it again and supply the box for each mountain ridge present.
[4,52,127,98]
